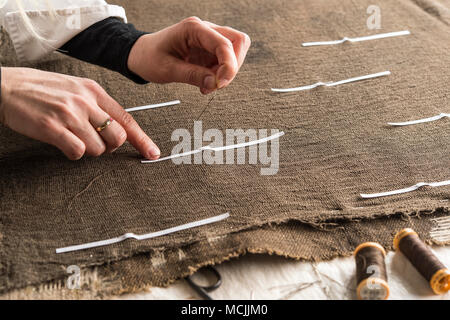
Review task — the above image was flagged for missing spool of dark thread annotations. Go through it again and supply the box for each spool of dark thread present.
[394,228,450,295]
[353,242,389,300]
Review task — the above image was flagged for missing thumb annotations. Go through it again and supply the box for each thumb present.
[168,58,217,90]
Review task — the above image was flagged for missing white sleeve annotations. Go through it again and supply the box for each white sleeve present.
[0,0,127,62]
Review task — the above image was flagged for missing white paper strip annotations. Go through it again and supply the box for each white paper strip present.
[302,30,410,47]
[125,100,181,112]
[56,212,230,253]
[360,180,450,199]
[271,71,390,93]
[388,113,450,126]
[142,149,204,164]
[141,131,285,164]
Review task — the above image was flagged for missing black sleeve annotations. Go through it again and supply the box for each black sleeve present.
[60,17,149,84]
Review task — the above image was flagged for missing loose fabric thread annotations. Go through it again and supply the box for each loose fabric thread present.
[141,131,285,164]
[125,100,181,112]
[430,216,450,243]
[271,71,390,93]
[388,113,450,126]
[302,30,410,47]
[56,212,230,253]
[360,180,450,199]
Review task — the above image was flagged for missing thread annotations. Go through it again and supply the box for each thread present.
[353,242,389,300]
[141,131,285,164]
[430,216,450,243]
[271,71,390,93]
[302,30,410,47]
[393,228,450,294]
[388,113,450,126]
[125,100,181,112]
[197,91,218,120]
[56,212,230,253]
[360,180,450,198]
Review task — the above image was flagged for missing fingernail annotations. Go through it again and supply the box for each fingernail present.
[217,79,229,89]
[203,75,216,90]
[201,87,215,95]
[148,146,160,159]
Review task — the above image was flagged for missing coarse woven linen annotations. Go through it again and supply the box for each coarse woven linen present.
[1,212,446,299]
[1,0,450,294]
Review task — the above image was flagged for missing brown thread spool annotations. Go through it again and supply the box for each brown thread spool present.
[393,228,450,295]
[353,242,389,300]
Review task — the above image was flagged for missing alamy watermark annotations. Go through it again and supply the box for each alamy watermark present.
[367,5,381,30]
[66,265,81,290]
[170,121,281,175]
[366,264,381,290]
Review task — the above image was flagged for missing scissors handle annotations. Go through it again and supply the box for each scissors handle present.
[186,266,222,300]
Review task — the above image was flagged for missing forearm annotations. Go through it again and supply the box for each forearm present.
[60,17,149,84]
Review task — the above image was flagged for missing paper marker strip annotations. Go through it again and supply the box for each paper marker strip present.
[302,30,410,47]
[142,149,203,164]
[56,212,230,253]
[360,180,450,199]
[388,113,450,126]
[125,100,181,112]
[271,71,390,93]
[142,131,285,164]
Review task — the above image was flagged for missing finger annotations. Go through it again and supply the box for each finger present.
[184,19,239,88]
[200,87,215,95]
[204,22,251,68]
[186,47,218,68]
[199,65,220,94]
[88,107,127,153]
[68,116,107,157]
[96,89,160,160]
[166,56,217,90]
[48,127,86,160]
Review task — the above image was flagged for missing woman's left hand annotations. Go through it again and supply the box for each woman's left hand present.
[127,17,251,94]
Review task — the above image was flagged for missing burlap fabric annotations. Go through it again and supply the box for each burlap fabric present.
[1,212,447,299]
[1,0,450,296]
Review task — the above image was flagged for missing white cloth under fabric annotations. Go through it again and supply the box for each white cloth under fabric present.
[0,0,126,62]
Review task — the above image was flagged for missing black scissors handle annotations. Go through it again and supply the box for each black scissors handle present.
[186,266,222,300]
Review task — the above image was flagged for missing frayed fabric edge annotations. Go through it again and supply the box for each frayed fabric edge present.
[2,207,449,297]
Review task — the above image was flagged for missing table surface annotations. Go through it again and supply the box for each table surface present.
[119,246,450,300]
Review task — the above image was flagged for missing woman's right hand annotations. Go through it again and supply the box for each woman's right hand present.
[0,67,160,160]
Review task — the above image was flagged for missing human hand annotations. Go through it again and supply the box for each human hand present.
[0,67,160,160]
[127,17,251,94]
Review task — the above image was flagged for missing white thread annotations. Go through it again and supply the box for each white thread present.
[125,100,181,112]
[142,149,204,164]
[302,30,410,47]
[56,212,230,253]
[271,71,390,93]
[388,113,450,126]
[430,216,450,243]
[141,131,285,164]
[360,180,450,199]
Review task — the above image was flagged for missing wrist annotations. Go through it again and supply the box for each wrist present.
[0,67,7,124]
[0,67,19,126]
[127,33,150,80]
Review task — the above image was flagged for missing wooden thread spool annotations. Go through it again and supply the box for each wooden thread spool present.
[353,242,389,300]
[394,228,450,295]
